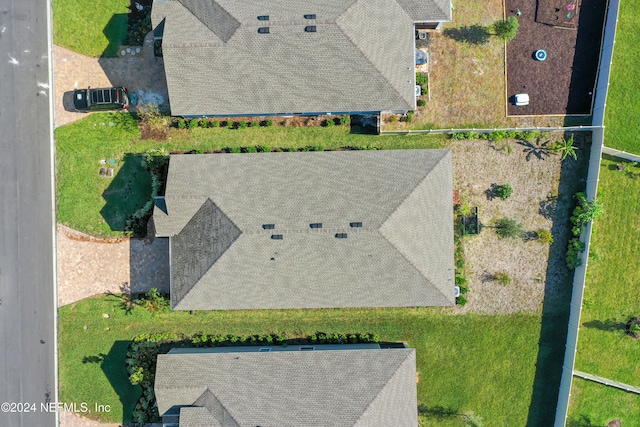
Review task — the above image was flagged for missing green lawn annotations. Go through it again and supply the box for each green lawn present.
[603,0,640,153]
[53,0,129,57]
[573,158,640,385]
[55,113,447,237]
[567,378,640,427]
[60,296,546,425]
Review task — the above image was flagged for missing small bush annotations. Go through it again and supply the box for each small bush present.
[417,99,427,107]
[227,121,235,129]
[237,121,248,129]
[250,121,260,127]
[339,116,350,126]
[450,132,465,140]
[495,217,525,239]
[230,146,241,154]
[535,229,553,244]
[416,73,429,86]
[515,130,541,141]
[246,145,258,153]
[495,273,511,285]
[406,111,414,123]
[456,295,468,306]
[258,145,271,153]
[493,16,519,42]
[188,119,199,129]
[325,118,335,127]
[199,119,208,128]
[177,118,186,129]
[389,116,398,123]
[566,238,586,268]
[211,120,220,127]
[265,119,274,127]
[495,183,513,201]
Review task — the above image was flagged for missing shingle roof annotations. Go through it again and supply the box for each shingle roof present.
[153,150,455,310]
[151,0,451,116]
[154,348,418,427]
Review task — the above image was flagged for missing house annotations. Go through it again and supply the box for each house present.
[150,0,451,117]
[154,344,418,426]
[152,150,455,310]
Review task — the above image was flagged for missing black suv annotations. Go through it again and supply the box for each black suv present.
[73,87,129,111]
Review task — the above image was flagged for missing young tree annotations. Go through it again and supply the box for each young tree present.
[493,16,519,42]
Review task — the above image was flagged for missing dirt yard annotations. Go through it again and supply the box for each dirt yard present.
[450,132,590,314]
[506,0,607,115]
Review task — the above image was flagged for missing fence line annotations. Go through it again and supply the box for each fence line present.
[553,0,621,425]
[379,125,599,136]
[573,370,640,395]
[602,146,640,162]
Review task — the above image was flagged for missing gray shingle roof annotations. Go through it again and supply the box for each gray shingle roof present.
[154,150,455,310]
[154,348,418,427]
[152,0,451,116]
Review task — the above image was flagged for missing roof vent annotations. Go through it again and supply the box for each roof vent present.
[258,27,270,34]
[304,26,317,33]
[262,224,275,230]
[257,15,269,21]
[309,223,322,229]
[304,14,316,19]
[271,234,283,240]
[335,233,347,239]
[349,222,363,228]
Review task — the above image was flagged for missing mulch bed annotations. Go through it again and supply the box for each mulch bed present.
[506,0,607,116]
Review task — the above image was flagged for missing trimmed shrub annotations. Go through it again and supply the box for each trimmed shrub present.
[237,121,248,129]
[339,116,350,126]
[417,99,427,107]
[456,295,468,306]
[493,16,519,42]
[211,120,220,127]
[198,119,208,128]
[188,118,199,129]
[229,146,241,154]
[495,183,513,201]
[325,118,335,127]
[535,229,553,244]
[389,115,398,123]
[250,121,260,127]
[177,118,186,129]
[416,73,428,86]
[265,119,274,127]
[406,111,414,123]
[246,145,258,153]
[495,273,511,285]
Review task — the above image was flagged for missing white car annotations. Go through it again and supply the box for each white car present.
[514,93,529,106]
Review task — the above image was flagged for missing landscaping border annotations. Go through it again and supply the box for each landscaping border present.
[553,0,621,425]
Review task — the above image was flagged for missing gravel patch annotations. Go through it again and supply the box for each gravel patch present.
[450,134,582,314]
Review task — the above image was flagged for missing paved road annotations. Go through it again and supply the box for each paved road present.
[0,0,58,426]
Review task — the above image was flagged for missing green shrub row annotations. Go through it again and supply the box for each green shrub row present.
[173,116,350,130]
[450,130,541,141]
[565,192,604,268]
[190,331,381,347]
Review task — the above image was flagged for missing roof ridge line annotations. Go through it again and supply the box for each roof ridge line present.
[378,149,448,229]
[335,0,412,108]
[199,387,242,427]
[351,350,415,426]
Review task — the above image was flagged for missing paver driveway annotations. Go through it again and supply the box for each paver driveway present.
[53,32,169,128]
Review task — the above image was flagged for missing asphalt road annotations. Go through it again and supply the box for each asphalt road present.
[0,0,58,426]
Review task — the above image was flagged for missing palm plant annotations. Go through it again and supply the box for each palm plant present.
[552,134,578,160]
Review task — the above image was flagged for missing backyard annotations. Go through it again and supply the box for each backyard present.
[567,157,640,426]
[603,0,640,153]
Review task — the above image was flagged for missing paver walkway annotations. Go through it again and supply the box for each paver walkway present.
[60,411,122,427]
[53,31,169,128]
[57,224,169,307]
